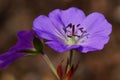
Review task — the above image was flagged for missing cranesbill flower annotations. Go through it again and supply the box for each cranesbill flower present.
[33,7,112,53]
[0,30,34,69]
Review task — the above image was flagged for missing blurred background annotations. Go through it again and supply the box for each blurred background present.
[0,0,120,80]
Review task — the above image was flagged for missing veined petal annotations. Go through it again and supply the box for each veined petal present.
[60,7,86,26]
[34,29,65,43]
[79,36,110,53]
[33,15,66,41]
[80,12,112,36]
[10,30,34,51]
[46,41,80,53]
[49,9,65,31]
[77,46,98,53]
[0,52,25,69]
[45,41,67,52]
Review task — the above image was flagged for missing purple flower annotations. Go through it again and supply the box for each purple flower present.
[33,7,112,53]
[0,30,34,69]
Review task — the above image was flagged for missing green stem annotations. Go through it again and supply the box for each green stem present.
[66,50,73,75]
[41,53,60,80]
[63,50,74,80]
[69,50,73,67]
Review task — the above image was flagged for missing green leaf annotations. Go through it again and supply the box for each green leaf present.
[33,37,44,54]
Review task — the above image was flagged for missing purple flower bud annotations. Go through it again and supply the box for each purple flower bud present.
[0,30,34,69]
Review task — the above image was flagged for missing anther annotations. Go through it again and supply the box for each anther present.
[79,28,84,32]
[67,23,72,28]
[72,25,75,36]
[77,24,80,27]
[64,23,89,39]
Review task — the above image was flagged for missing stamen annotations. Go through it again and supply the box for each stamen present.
[67,35,72,38]
[72,25,75,36]
[67,23,72,28]
[79,27,84,32]
[63,23,72,33]
[64,23,89,40]
[64,23,89,45]
[77,24,80,27]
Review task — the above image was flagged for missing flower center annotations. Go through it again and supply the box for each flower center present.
[63,23,89,45]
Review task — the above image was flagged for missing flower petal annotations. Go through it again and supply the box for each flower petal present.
[78,36,110,53]
[33,29,64,43]
[60,7,86,26]
[80,12,112,36]
[33,15,66,40]
[46,41,80,53]
[77,46,97,53]
[45,41,67,52]
[0,52,25,69]
[10,30,34,51]
[49,9,65,31]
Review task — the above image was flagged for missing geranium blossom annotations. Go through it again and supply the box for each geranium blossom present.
[33,7,112,53]
[0,30,34,69]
